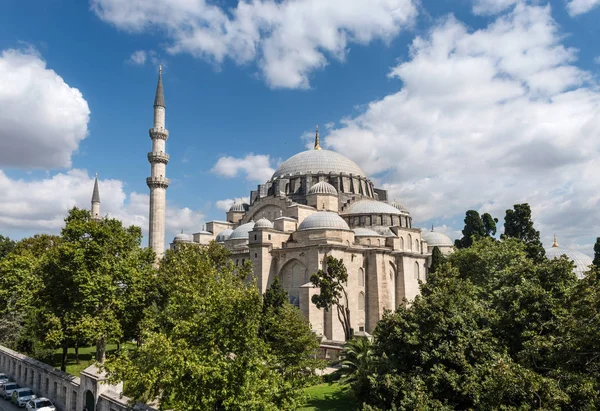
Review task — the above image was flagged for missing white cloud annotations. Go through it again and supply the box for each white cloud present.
[211,154,274,182]
[472,0,519,15]
[128,50,147,65]
[0,169,204,248]
[90,0,418,88]
[0,48,90,169]
[566,0,600,16]
[325,4,600,251]
[215,197,250,212]
[594,56,600,64]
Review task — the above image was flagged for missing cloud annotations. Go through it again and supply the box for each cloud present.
[90,0,418,88]
[128,50,147,65]
[472,0,519,15]
[0,169,204,248]
[594,56,600,64]
[211,154,274,182]
[566,0,600,16]
[215,197,250,212]
[0,48,90,169]
[325,4,600,252]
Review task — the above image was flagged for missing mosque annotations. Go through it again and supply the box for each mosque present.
[89,68,593,342]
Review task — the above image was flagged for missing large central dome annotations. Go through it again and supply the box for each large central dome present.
[271,149,366,180]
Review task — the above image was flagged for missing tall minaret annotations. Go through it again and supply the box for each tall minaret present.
[147,66,170,258]
[91,173,101,221]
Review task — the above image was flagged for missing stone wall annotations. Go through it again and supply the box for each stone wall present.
[0,345,155,411]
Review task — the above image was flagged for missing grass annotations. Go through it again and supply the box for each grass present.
[297,382,357,411]
[48,343,134,376]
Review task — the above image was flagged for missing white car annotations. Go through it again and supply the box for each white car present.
[26,397,55,411]
[0,382,19,400]
[0,373,9,384]
[11,388,36,407]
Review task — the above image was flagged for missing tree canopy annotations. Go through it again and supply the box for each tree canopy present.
[593,237,600,267]
[454,210,497,248]
[502,203,545,262]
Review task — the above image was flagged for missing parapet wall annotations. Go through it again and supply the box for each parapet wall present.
[0,345,155,411]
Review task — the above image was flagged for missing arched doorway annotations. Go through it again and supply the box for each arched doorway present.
[84,390,95,411]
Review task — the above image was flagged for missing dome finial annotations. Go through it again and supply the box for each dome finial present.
[552,234,559,247]
[314,124,322,150]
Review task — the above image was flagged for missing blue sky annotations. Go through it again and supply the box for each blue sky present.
[0,0,599,254]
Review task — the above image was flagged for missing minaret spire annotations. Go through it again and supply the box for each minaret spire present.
[552,234,559,248]
[91,173,101,221]
[314,124,322,150]
[147,66,170,260]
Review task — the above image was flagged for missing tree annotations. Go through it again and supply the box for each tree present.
[454,210,485,248]
[0,235,16,260]
[482,213,498,236]
[502,203,545,262]
[105,244,319,411]
[593,237,600,267]
[334,337,374,402]
[262,277,288,314]
[310,256,352,340]
[429,246,445,274]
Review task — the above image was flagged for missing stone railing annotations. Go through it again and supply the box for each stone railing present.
[0,345,156,411]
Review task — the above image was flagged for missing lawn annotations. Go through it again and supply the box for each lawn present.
[49,343,133,376]
[298,382,357,411]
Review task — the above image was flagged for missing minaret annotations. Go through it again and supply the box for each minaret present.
[91,173,101,221]
[314,125,322,150]
[147,66,170,259]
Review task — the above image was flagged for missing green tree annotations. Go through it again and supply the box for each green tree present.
[429,246,445,274]
[105,244,318,411]
[593,237,600,267]
[0,235,16,260]
[502,203,545,262]
[482,213,498,236]
[334,337,374,402]
[310,256,352,340]
[262,277,288,314]
[454,210,486,248]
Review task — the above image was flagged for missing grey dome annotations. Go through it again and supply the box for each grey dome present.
[229,222,256,240]
[255,218,274,229]
[215,229,233,242]
[345,200,402,215]
[272,149,365,180]
[391,199,410,214]
[546,245,593,279]
[308,181,338,196]
[229,201,248,213]
[173,232,193,243]
[298,212,350,231]
[353,228,382,237]
[422,230,453,247]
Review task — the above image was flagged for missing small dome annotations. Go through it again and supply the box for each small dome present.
[298,212,350,231]
[308,181,338,196]
[215,229,234,242]
[229,222,256,240]
[391,199,410,214]
[272,149,366,180]
[255,218,274,229]
[353,228,382,237]
[422,230,454,247]
[173,232,193,243]
[345,200,403,216]
[546,239,593,279]
[229,201,248,213]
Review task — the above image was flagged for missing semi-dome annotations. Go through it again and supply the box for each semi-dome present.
[229,201,248,213]
[353,228,382,237]
[422,229,453,247]
[255,218,274,229]
[344,200,402,215]
[308,181,338,196]
[545,236,593,279]
[229,221,256,240]
[215,229,233,242]
[391,199,410,214]
[272,149,365,180]
[173,232,193,243]
[298,212,350,231]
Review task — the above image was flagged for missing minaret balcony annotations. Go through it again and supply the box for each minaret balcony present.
[149,128,169,140]
[147,152,170,164]
[146,176,170,189]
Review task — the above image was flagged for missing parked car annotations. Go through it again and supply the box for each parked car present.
[0,382,19,400]
[26,397,55,411]
[0,373,9,383]
[12,388,36,407]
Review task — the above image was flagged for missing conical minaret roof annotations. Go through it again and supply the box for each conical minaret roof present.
[92,173,100,203]
[154,65,165,108]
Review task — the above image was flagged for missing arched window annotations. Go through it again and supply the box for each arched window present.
[408,234,413,250]
[400,236,404,250]
[415,240,419,252]
[414,261,420,280]
[359,268,365,287]
[358,292,365,311]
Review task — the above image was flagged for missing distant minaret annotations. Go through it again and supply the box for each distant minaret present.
[91,173,101,221]
[147,66,170,259]
[314,125,322,150]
